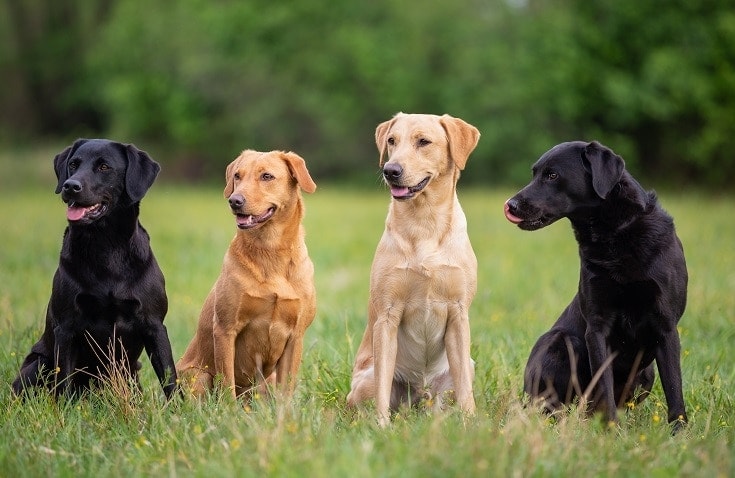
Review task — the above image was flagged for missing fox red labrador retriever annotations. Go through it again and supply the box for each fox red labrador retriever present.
[177,150,317,399]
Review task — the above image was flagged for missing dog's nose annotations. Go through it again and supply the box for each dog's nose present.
[62,179,83,194]
[228,194,245,210]
[383,163,403,180]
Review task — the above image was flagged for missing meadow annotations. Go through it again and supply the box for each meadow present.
[0,154,733,477]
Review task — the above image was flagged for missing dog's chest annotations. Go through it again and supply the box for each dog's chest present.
[391,248,472,301]
[237,291,302,325]
[218,268,308,327]
[69,291,144,342]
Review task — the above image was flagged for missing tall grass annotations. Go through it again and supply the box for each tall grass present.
[0,159,733,476]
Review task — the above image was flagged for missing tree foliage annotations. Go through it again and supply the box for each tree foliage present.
[1,0,733,185]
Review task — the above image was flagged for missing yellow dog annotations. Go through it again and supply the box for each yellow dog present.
[347,113,480,426]
[177,150,317,398]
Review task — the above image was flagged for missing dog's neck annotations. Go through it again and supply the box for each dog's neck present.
[66,203,142,244]
[62,203,150,270]
[570,172,655,243]
[386,171,463,244]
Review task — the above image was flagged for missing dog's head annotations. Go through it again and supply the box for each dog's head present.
[375,113,480,201]
[53,139,160,224]
[223,150,316,230]
[504,141,625,230]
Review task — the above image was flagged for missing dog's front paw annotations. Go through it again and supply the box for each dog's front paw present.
[377,413,391,428]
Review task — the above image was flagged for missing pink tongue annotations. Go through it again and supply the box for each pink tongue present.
[67,206,87,221]
[391,186,410,197]
[503,203,523,224]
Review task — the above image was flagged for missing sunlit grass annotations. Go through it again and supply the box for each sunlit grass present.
[0,168,733,476]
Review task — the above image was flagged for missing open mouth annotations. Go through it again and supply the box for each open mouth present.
[235,207,275,229]
[66,202,106,222]
[389,176,430,200]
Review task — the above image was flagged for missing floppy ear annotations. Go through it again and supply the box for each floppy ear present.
[583,141,625,199]
[53,139,88,193]
[439,115,480,170]
[125,143,161,203]
[375,114,400,166]
[282,151,317,193]
[223,157,239,198]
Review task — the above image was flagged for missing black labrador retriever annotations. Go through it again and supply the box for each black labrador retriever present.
[504,141,688,431]
[12,139,177,399]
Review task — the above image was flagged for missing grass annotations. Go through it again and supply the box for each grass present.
[0,157,733,476]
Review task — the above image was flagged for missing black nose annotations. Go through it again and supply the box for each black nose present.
[505,197,519,212]
[229,194,244,210]
[62,179,82,194]
[383,163,403,180]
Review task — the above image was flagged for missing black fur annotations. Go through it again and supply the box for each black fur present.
[504,140,688,432]
[12,139,177,399]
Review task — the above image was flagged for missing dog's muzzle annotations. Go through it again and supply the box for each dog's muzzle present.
[383,163,430,200]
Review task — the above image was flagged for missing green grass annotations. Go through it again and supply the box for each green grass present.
[1,173,733,476]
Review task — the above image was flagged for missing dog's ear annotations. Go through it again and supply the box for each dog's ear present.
[53,139,88,194]
[439,115,480,170]
[583,141,625,199]
[223,156,240,198]
[124,143,161,203]
[375,114,400,166]
[282,151,317,194]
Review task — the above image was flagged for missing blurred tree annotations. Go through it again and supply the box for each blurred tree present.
[563,0,735,184]
[1,0,112,138]
[0,0,733,186]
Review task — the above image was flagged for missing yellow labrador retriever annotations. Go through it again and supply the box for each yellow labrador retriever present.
[177,150,317,398]
[347,113,480,426]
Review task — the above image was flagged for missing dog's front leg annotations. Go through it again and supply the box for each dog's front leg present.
[655,328,687,430]
[584,326,617,423]
[53,325,76,396]
[373,308,401,427]
[445,303,476,415]
[144,322,179,399]
[276,335,303,394]
[212,314,238,398]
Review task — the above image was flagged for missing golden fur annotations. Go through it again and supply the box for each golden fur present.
[176,150,317,398]
[346,113,480,426]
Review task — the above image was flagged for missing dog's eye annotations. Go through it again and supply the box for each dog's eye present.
[234,173,241,181]
[418,138,432,147]
[68,161,78,171]
[261,172,275,181]
[545,171,558,180]
[387,137,395,146]
[98,163,109,171]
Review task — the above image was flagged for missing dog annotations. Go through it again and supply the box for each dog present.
[176,150,317,399]
[12,139,177,399]
[346,113,480,426]
[504,140,688,431]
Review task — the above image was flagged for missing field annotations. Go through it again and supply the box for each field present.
[0,155,733,477]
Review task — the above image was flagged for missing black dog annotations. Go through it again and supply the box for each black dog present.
[12,139,177,399]
[504,141,688,431]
